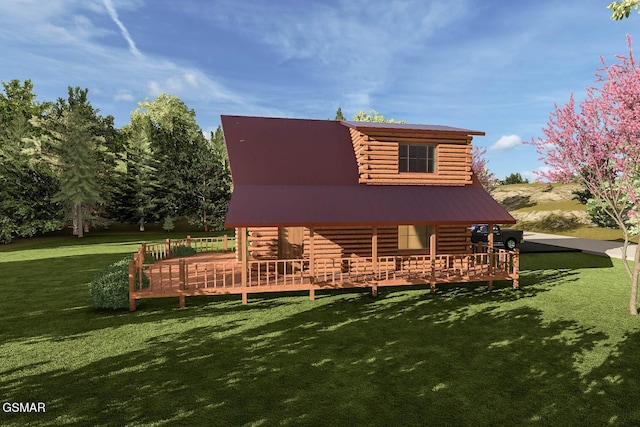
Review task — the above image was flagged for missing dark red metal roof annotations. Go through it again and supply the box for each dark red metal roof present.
[225,184,515,227]
[221,115,514,227]
[221,115,357,186]
[341,120,485,135]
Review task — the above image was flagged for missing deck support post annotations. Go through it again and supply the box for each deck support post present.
[372,227,378,277]
[488,280,493,291]
[242,292,248,304]
[309,227,315,282]
[309,287,315,301]
[371,285,378,297]
[179,295,185,308]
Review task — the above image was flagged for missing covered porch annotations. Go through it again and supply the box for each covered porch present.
[128,227,519,310]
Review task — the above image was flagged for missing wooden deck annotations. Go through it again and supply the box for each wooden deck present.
[129,241,519,310]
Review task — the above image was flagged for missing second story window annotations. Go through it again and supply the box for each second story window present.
[399,144,435,173]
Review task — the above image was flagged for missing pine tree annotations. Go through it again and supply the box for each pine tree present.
[28,88,105,238]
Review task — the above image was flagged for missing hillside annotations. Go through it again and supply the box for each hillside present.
[491,183,589,231]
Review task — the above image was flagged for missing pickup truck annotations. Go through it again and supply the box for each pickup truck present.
[470,224,524,250]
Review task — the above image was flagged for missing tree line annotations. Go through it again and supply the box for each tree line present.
[0,80,231,243]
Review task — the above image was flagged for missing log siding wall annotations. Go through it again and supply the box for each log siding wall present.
[246,225,471,260]
[350,128,473,185]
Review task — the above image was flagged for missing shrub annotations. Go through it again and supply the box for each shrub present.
[89,256,148,310]
[586,199,619,229]
[173,244,196,257]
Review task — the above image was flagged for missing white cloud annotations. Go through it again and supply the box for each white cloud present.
[114,90,134,101]
[102,0,143,59]
[491,135,522,152]
[201,0,472,108]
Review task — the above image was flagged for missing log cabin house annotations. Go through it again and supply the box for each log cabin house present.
[128,115,519,310]
[221,115,518,301]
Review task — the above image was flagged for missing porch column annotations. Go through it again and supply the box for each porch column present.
[487,223,495,248]
[429,226,437,293]
[371,226,379,297]
[309,227,315,300]
[236,228,243,263]
[429,226,437,257]
[372,227,378,273]
[487,223,494,291]
[240,227,248,303]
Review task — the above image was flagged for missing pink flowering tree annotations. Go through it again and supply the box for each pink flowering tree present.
[529,36,640,315]
[471,146,497,192]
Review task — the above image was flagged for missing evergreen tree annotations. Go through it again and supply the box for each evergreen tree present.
[334,107,346,120]
[0,79,62,243]
[131,94,231,228]
[107,124,159,230]
[28,87,106,237]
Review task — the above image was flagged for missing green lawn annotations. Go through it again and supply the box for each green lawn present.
[2,236,640,426]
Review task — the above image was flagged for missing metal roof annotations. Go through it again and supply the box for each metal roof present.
[340,120,485,135]
[221,115,357,186]
[225,184,515,227]
[221,115,513,227]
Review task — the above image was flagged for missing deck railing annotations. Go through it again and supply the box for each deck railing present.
[141,235,235,261]
[129,241,519,310]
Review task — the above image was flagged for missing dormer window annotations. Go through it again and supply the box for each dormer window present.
[399,144,436,173]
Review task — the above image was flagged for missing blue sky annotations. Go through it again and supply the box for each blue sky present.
[1,0,638,179]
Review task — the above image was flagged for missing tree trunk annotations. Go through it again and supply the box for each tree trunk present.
[72,206,78,236]
[76,204,84,238]
[203,210,208,232]
[139,217,145,232]
[630,243,640,315]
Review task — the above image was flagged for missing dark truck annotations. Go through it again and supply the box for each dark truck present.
[470,224,524,250]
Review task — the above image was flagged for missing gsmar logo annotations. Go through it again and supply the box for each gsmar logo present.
[2,402,46,413]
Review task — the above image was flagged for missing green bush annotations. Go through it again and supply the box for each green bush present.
[89,256,148,310]
[173,244,196,257]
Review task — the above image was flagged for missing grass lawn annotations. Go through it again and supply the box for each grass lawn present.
[2,235,640,426]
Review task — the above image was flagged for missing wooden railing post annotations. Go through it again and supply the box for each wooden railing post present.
[179,259,186,290]
[223,235,228,252]
[165,238,171,259]
[186,235,191,248]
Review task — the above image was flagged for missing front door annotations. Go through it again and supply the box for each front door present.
[278,227,304,272]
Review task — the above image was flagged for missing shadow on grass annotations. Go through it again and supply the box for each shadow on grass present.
[3,290,638,426]
[1,249,629,425]
[0,252,616,343]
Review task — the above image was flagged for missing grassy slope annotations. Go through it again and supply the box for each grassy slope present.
[496,183,639,242]
[2,237,640,426]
